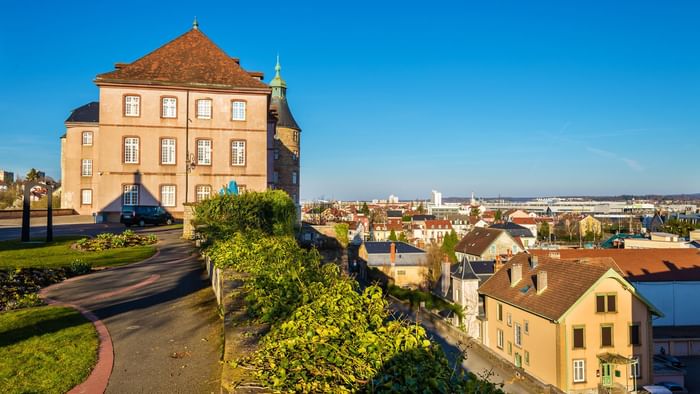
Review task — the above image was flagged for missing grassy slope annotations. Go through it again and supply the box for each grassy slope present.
[0,236,157,269]
[0,306,98,393]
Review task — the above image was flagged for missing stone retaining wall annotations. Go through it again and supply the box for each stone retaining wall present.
[0,208,75,219]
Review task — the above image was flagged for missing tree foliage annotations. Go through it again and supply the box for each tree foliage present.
[539,222,550,241]
[494,209,502,221]
[194,190,296,239]
[440,230,459,263]
[335,223,350,248]
[360,202,370,216]
[205,231,498,393]
[25,168,41,182]
[388,229,398,241]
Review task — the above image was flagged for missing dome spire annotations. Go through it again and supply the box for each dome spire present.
[193,16,199,30]
[270,54,287,98]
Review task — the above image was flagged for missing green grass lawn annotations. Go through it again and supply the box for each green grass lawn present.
[0,236,157,269]
[0,306,98,393]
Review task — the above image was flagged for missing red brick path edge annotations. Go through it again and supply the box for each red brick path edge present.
[40,297,114,394]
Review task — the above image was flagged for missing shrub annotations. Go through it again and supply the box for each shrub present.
[68,259,92,276]
[194,190,296,240]
[74,231,157,251]
[388,285,464,319]
[207,232,491,393]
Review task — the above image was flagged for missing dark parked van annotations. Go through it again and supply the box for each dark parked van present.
[120,205,174,227]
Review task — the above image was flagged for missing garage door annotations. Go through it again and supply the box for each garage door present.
[673,341,689,356]
[692,341,700,356]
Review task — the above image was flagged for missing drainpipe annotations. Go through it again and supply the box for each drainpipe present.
[185,90,190,204]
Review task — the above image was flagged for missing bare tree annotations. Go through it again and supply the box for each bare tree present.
[423,243,445,290]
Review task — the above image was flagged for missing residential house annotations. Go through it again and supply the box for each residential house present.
[358,241,427,288]
[371,222,404,241]
[479,253,660,393]
[455,228,522,262]
[422,220,453,244]
[503,209,531,222]
[579,215,603,238]
[490,222,537,249]
[529,248,700,329]
[511,217,539,240]
[438,260,496,338]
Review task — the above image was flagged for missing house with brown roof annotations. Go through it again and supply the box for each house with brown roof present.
[61,22,300,221]
[455,227,522,262]
[479,253,661,393]
[530,248,700,328]
[370,222,404,241]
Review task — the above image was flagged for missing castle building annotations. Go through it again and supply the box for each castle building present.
[270,57,301,206]
[61,22,300,221]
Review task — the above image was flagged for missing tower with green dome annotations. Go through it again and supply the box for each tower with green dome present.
[270,56,301,206]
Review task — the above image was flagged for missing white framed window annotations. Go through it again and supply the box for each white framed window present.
[81,189,92,205]
[196,99,212,119]
[197,139,212,165]
[124,95,140,117]
[81,159,92,176]
[507,313,512,327]
[524,320,529,335]
[232,101,246,120]
[273,171,279,183]
[231,140,245,166]
[293,150,299,161]
[292,193,297,202]
[631,355,641,378]
[497,328,504,349]
[160,185,176,207]
[161,97,177,118]
[124,137,139,163]
[82,131,93,146]
[573,359,585,383]
[123,184,139,206]
[514,323,522,347]
[161,138,176,165]
[293,130,299,142]
[292,171,298,185]
[273,148,279,160]
[195,185,211,202]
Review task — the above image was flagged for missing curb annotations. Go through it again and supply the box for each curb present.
[39,295,114,394]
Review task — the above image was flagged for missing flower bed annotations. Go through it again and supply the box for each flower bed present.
[75,230,157,251]
[0,262,90,311]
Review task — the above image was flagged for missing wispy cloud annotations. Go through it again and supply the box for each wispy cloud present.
[586,147,644,171]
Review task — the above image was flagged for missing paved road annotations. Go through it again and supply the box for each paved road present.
[41,229,222,393]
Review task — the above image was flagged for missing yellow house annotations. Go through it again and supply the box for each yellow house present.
[579,215,603,237]
[358,241,427,288]
[479,253,661,393]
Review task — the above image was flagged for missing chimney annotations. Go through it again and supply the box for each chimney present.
[536,270,548,294]
[495,255,503,271]
[530,255,539,269]
[510,263,522,287]
[441,254,451,297]
[390,242,396,264]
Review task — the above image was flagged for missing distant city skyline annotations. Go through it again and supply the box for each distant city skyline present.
[1,1,698,199]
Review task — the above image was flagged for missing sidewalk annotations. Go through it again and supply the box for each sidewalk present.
[0,215,95,228]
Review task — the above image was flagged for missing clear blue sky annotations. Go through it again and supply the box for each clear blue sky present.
[1,1,698,200]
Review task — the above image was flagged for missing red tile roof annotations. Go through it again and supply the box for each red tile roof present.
[530,248,700,282]
[424,220,453,230]
[96,29,269,91]
[479,253,622,321]
[512,217,537,225]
